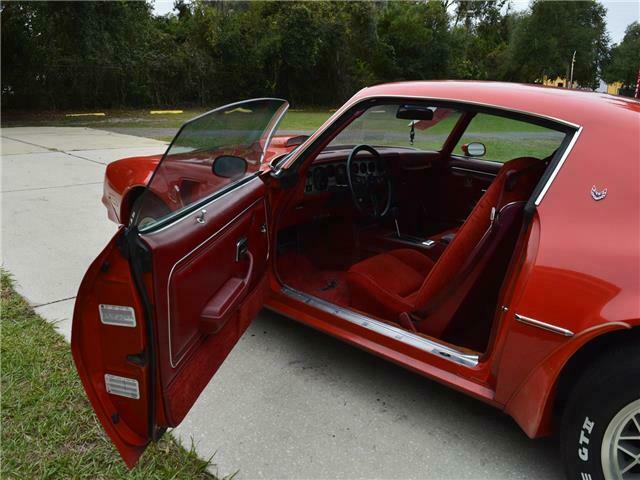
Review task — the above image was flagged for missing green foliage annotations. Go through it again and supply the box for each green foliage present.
[1,1,155,108]
[603,22,640,88]
[375,1,451,81]
[504,0,609,87]
[0,0,630,109]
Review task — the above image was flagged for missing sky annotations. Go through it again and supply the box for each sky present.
[151,0,640,44]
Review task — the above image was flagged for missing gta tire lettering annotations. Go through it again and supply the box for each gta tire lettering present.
[578,416,595,461]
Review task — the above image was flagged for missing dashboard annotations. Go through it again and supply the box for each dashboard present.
[304,159,381,194]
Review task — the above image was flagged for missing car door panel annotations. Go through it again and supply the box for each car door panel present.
[392,151,444,236]
[72,98,287,468]
[438,156,501,224]
[71,230,151,467]
[141,177,269,425]
[72,179,270,466]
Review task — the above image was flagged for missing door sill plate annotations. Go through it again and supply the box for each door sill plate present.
[278,286,479,368]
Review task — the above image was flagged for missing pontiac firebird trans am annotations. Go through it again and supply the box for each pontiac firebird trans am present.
[72,81,639,480]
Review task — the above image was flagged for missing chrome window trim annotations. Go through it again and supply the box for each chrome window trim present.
[278,94,582,208]
[136,97,288,234]
[142,174,261,236]
[534,126,583,205]
[279,286,480,368]
[450,166,498,177]
[149,196,268,368]
[514,313,574,337]
[449,156,504,168]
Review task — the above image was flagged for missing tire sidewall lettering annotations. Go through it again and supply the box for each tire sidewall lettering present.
[578,416,596,462]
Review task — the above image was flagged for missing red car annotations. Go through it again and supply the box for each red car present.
[102,132,309,224]
[72,82,640,480]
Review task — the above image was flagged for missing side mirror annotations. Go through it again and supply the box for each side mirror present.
[461,142,486,157]
[212,155,247,178]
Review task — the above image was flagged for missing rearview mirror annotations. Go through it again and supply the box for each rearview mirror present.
[396,105,434,120]
[461,142,486,157]
[212,155,247,178]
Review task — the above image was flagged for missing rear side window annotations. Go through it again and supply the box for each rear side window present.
[455,114,565,163]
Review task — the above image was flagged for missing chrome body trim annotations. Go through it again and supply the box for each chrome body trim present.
[137,97,288,234]
[143,174,261,235]
[514,313,574,337]
[451,166,498,176]
[154,196,268,368]
[279,286,480,368]
[534,126,583,206]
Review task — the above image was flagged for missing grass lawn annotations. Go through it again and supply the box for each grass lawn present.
[2,107,565,162]
[1,109,334,133]
[0,272,215,479]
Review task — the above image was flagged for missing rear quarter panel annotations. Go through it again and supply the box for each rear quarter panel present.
[494,100,640,436]
[103,155,160,223]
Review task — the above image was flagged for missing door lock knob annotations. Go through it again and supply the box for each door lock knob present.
[195,210,207,224]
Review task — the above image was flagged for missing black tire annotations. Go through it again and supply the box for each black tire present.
[561,343,640,480]
[128,191,170,228]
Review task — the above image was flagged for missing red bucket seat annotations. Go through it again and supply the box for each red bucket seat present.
[347,156,545,337]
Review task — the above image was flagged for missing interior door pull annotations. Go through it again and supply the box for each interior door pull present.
[236,237,248,262]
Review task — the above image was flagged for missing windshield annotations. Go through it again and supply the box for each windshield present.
[327,104,460,152]
[131,98,288,231]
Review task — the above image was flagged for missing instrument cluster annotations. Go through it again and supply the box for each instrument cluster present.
[305,161,377,193]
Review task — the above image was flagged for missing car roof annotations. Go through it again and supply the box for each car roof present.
[353,81,640,130]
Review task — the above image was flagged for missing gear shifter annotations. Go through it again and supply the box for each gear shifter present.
[389,207,401,238]
[387,207,433,247]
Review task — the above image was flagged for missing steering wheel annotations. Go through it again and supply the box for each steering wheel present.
[346,144,392,218]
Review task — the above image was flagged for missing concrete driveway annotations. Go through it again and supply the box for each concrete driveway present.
[0,127,563,479]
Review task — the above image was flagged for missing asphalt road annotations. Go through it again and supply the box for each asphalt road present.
[0,127,564,479]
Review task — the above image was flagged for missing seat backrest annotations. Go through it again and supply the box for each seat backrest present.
[411,156,545,336]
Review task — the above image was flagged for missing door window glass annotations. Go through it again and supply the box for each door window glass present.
[132,99,287,230]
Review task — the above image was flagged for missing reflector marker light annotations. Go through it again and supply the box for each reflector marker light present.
[99,304,136,328]
[105,374,140,400]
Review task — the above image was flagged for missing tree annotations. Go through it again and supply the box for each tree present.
[1,0,623,110]
[504,0,609,88]
[447,0,514,80]
[375,1,451,81]
[1,1,154,109]
[603,22,640,89]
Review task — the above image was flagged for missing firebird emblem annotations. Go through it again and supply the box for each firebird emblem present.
[591,185,607,201]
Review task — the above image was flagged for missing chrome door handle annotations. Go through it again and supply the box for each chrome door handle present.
[195,209,207,224]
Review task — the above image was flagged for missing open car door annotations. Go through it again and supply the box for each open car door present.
[71,99,288,467]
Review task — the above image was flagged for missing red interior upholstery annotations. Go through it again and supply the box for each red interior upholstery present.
[277,251,351,306]
[347,157,544,337]
[348,249,434,319]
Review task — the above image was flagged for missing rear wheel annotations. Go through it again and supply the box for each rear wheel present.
[561,345,640,480]
[127,191,170,229]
